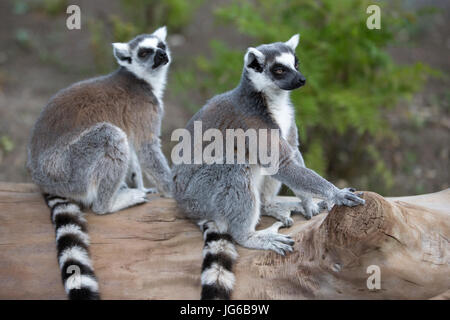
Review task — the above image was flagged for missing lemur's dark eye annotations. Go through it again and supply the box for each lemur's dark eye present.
[272,64,287,76]
[273,65,286,75]
[294,57,299,70]
[157,42,166,50]
[138,48,154,58]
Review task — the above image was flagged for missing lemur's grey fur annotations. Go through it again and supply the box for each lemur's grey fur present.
[173,35,365,299]
[27,27,172,299]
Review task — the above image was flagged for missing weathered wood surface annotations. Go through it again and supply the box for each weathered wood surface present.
[0,182,448,299]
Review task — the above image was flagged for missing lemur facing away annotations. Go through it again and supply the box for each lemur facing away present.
[27,27,173,300]
[172,35,365,300]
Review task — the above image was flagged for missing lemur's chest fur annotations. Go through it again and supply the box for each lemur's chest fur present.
[266,92,293,140]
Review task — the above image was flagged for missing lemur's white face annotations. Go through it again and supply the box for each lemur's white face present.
[112,27,170,101]
[244,34,306,93]
[112,26,170,77]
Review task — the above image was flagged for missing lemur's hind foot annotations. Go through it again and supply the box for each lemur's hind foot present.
[109,188,148,212]
[238,222,294,255]
[262,197,326,224]
[288,195,325,220]
[121,180,156,195]
[297,198,321,220]
[91,187,148,214]
[143,187,158,194]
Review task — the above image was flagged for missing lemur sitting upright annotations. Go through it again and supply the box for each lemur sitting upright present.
[27,26,173,300]
[172,34,365,300]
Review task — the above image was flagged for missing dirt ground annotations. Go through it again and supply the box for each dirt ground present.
[0,0,448,196]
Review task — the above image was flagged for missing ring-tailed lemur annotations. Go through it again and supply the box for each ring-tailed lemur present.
[27,26,173,300]
[172,34,365,300]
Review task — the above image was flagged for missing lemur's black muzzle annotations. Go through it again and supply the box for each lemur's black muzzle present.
[282,72,306,90]
[297,73,306,87]
[153,49,169,69]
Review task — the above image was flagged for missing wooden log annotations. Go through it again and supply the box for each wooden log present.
[0,182,448,299]
[234,191,450,299]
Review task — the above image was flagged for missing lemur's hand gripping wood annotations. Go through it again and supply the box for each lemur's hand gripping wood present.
[0,182,448,299]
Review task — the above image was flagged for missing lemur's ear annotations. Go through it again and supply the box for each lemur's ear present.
[285,34,300,51]
[245,47,265,73]
[153,26,167,41]
[112,42,131,65]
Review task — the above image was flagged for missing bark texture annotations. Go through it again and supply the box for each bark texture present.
[0,182,448,299]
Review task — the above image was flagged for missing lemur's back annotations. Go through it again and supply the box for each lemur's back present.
[29,68,159,162]
[185,90,276,135]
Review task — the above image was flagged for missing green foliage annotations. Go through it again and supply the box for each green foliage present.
[304,139,327,175]
[12,0,29,15]
[110,15,139,42]
[13,0,67,16]
[88,20,114,73]
[39,0,67,16]
[366,145,394,193]
[194,40,243,93]
[13,26,74,73]
[14,29,32,50]
[120,0,204,33]
[0,136,14,153]
[176,0,434,193]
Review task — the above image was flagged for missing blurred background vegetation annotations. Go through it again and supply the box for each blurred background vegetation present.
[0,0,448,196]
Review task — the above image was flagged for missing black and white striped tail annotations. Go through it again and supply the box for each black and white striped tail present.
[44,194,100,300]
[199,221,238,300]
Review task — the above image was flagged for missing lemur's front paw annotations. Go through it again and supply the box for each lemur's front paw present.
[332,188,365,207]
